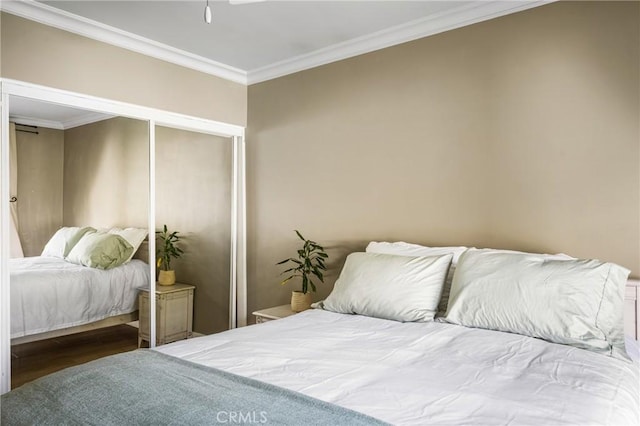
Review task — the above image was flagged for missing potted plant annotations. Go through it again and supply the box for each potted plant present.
[156,224,184,286]
[277,230,328,312]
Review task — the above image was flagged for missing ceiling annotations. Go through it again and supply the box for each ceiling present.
[9,96,114,130]
[41,1,476,71]
[2,0,549,84]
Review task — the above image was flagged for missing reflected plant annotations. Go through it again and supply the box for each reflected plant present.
[156,224,184,271]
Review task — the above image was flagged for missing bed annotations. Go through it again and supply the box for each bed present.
[10,226,150,345]
[10,256,149,344]
[161,308,639,425]
[2,243,639,425]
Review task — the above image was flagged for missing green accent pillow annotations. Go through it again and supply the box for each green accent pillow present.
[66,232,134,270]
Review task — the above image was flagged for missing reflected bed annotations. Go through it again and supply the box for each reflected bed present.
[10,256,149,344]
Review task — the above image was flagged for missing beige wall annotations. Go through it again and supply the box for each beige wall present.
[156,127,232,334]
[246,1,640,316]
[15,126,64,256]
[63,117,149,228]
[0,13,247,126]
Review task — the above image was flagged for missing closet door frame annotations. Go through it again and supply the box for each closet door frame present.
[0,78,247,394]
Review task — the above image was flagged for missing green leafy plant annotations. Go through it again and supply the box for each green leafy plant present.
[277,230,328,294]
[156,224,184,271]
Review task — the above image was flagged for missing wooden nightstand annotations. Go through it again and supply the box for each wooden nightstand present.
[252,304,297,323]
[138,283,195,347]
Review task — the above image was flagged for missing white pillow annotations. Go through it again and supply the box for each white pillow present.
[366,241,468,316]
[41,226,96,258]
[321,252,453,322]
[107,227,148,263]
[480,247,575,260]
[445,249,631,361]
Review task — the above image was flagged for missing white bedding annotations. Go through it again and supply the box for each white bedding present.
[158,309,640,425]
[10,256,149,339]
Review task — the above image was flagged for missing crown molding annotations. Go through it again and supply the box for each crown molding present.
[0,0,248,85]
[1,0,551,86]
[9,111,114,130]
[247,0,553,84]
[10,115,63,130]
[62,112,115,129]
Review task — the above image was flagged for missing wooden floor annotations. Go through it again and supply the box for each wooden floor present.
[11,325,139,389]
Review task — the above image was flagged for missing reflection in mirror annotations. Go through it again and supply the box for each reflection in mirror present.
[155,126,232,335]
[8,96,150,389]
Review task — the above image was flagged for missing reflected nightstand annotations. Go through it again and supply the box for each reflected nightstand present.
[138,283,195,347]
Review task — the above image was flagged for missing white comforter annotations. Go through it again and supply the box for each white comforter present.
[158,309,640,425]
[11,256,149,338]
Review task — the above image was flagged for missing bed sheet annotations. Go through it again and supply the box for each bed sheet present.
[158,309,639,425]
[10,256,149,338]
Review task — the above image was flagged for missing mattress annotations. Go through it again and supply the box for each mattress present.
[158,309,640,425]
[10,256,149,339]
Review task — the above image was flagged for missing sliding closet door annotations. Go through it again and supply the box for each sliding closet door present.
[62,116,153,349]
[1,80,245,393]
[8,102,153,388]
[155,126,232,334]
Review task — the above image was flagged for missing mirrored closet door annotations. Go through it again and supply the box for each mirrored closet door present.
[155,126,233,335]
[0,80,246,393]
[7,95,152,389]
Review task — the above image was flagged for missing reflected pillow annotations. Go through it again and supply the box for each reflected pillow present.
[444,249,630,360]
[107,227,148,263]
[366,241,468,316]
[66,232,134,270]
[321,252,452,322]
[41,226,96,259]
